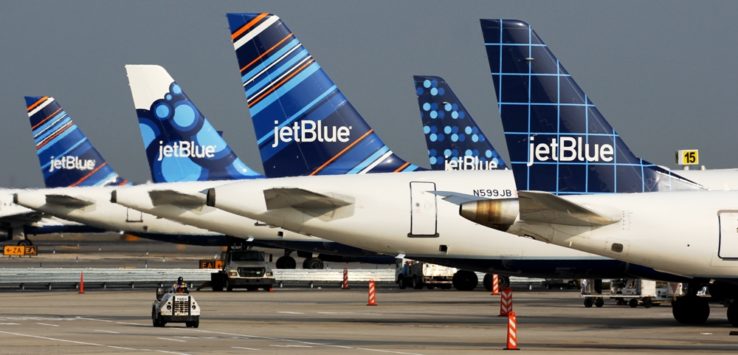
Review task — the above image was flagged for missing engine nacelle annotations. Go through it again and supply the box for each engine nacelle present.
[459,199,519,231]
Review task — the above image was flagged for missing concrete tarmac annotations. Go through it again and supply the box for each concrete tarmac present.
[0,289,737,354]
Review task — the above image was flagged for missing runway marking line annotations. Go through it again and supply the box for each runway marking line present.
[93,329,120,334]
[232,346,260,351]
[0,323,19,326]
[158,337,187,343]
[0,329,190,355]
[36,322,59,327]
[79,316,424,355]
[277,311,304,315]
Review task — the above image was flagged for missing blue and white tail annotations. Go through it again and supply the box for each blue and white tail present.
[227,13,419,177]
[24,96,128,187]
[480,19,701,194]
[126,65,262,183]
[414,75,507,171]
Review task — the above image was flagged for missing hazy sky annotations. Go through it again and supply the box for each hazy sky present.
[1,1,737,187]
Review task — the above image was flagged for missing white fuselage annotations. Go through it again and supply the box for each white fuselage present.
[13,186,218,237]
[208,170,603,260]
[509,190,738,279]
[112,180,326,243]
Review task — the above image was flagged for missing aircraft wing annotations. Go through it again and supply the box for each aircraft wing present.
[431,191,494,205]
[45,194,94,207]
[0,210,44,225]
[264,188,352,213]
[149,189,205,208]
[518,191,619,226]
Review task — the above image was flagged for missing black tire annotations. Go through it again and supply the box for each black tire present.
[16,239,32,246]
[629,298,639,308]
[397,277,407,289]
[412,277,423,289]
[246,286,257,291]
[583,298,594,308]
[276,256,297,269]
[595,297,604,308]
[212,284,223,292]
[727,302,738,327]
[191,319,199,328]
[672,297,710,324]
[226,280,233,292]
[483,273,493,292]
[302,258,324,269]
[151,307,159,327]
[452,270,478,291]
[642,297,653,308]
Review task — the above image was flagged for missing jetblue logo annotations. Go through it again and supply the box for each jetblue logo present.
[527,136,614,167]
[445,156,498,171]
[49,156,95,172]
[272,120,351,148]
[157,141,216,161]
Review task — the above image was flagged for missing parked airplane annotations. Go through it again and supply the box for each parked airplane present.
[192,13,701,291]
[13,97,235,245]
[114,64,393,269]
[456,19,738,325]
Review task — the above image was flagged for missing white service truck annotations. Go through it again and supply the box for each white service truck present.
[396,259,456,289]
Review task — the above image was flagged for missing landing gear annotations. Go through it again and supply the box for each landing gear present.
[452,270,478,291]
[672,296,709,324]
[482,273,510,291]
[727,301,738,327]
[302,257,324,269]
[275,256,297,269]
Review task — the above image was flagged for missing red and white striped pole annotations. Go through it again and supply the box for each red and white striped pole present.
[367,279,378,306]
[342,264,349,289]
[499,287,513,316]
[504,311,519,350]
[79,272,85,294]
[491,274,500,295]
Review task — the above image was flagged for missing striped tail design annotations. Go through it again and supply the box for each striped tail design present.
[414,75,507,171]
[24,96,129,188]
[227,13,419,177]
[126,65,262,183]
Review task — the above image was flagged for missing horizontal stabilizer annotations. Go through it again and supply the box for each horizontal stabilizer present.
[264,188,351,213]
[149,190,206,208]
[431,191,495,205]
[45,194,94,207]
[518,191,619,226]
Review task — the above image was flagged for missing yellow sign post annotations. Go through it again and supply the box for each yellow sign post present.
[677,149,699,166]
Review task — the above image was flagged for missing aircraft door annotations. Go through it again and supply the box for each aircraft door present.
[126,208,143,223]
[718,211,738,259]
[408,181,438,237]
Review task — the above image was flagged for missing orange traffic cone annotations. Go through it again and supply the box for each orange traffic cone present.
[79,272,85,294]
[367,279,378,306]
[504,311,519,350]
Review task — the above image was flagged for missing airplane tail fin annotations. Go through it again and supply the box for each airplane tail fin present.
[126,65,261,183]
[24,96,128,187]
[480,19,701,194]
[226,13,418,177]
[414,75,507,171]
